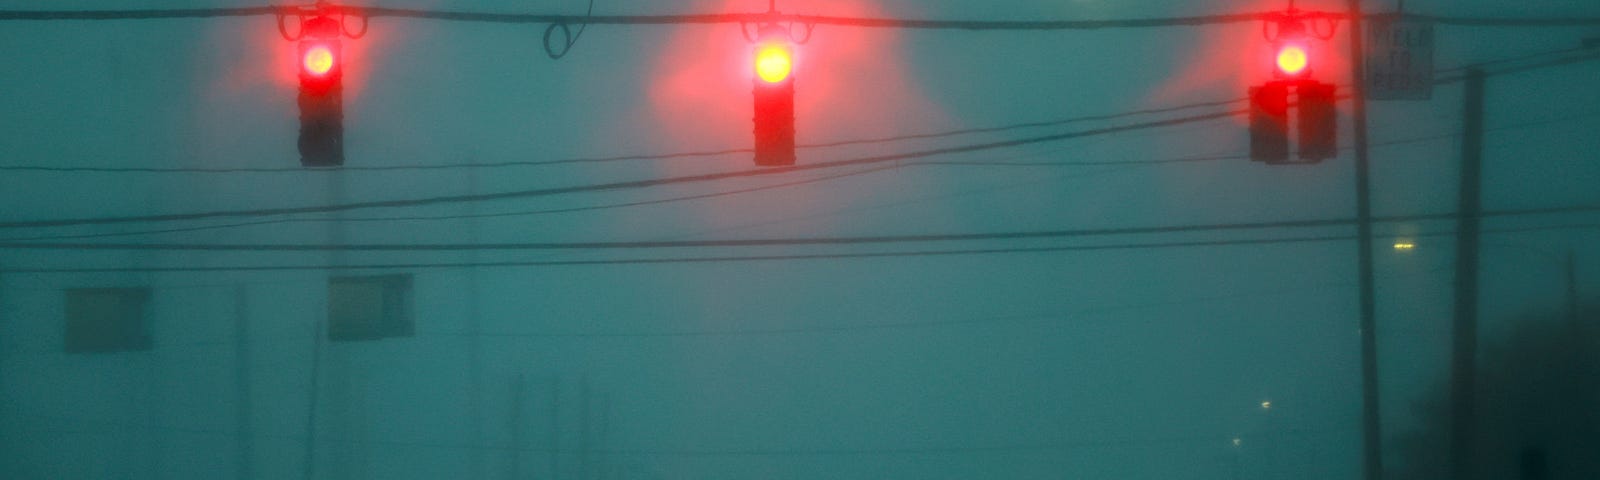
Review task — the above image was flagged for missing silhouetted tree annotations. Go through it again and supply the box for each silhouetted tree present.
[1389,306,1600,480]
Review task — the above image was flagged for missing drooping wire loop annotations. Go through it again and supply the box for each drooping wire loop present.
[341,11,369,39]
[542,0,595,59]
[277,2,365,41]
[276,10,304,41]
[739,18,815,45]
[1261,9,1338,42]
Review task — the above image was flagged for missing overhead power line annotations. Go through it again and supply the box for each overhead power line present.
[1404,13,1600,28]
[3,6,1598,28]
[4,222,1595,274]
[1,107,1590,244]
[0,204,1595,253]
[0,97,1245,174]
[0,45,1587,231]
[19,409,1341,459]
[0,8,1279,28]
[0,147,753,174]
[0,166,907,242]
[0,236,1350,273]
[1437,50,1600,82]
[0,38,1586,176]
[0,109,1241,229]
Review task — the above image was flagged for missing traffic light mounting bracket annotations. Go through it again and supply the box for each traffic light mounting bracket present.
[739,0,815,46]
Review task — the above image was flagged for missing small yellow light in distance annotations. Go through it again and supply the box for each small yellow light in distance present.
[1261,401,1272,410]
[1393,242,1416,252]
[755,45,792,83]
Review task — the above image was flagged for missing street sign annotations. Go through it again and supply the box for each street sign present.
[1366,18,1434,100]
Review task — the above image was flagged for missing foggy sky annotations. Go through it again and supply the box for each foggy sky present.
[2,0,1597,478]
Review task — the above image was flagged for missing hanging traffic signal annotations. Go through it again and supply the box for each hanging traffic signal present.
[1250,82,1290,163]
[1297,82,1337,161]
[1250,9,1339,165]
[297,12,344,167]
[751,24,796,167]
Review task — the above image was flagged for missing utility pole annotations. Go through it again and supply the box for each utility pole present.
[1566,249,1578,330]
[599,392,612,480]
[1450,67,1486,480]
[302,320,324,480]
[510,374,526,480]
[234,285,254,480]
[551,376,562,480]
[1346,2,1383,480]
[580,376,590,480]
[465,156,487,480]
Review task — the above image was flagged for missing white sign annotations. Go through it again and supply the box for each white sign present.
[1366,19,1434,100]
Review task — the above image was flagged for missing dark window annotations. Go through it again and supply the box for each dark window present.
[64,288,152,353]
[328,274,413,341]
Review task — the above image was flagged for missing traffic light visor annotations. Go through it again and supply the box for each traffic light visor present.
[755,44,792,83]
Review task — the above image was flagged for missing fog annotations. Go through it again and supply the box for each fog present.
[1,0,1597,478]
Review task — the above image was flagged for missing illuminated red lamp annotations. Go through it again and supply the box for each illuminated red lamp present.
[303,44,336,77]
[1272,20,1312,79]
[1276,43,1309,77]
[755,43,792,84]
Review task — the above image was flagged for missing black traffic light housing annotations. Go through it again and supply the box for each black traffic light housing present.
[1251,9,1339,164]
[1250,82,1290,163]
[1250,80,1337,164]
[297,13,344,167]
[1297,82,1337,161]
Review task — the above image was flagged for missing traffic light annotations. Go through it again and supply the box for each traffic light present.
[751,25,795,167]
[1250,82,1289,163]
[297,13,344,167]
[1250,11,1338,165]
[1297,82,1337,161]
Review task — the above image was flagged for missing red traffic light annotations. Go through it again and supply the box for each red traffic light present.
[294,13,345,167]
[751,24,796,166]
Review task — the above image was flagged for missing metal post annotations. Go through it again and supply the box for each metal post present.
[234,285,254,480]
[579,376,590,480]
[466,158,487,480]
[1567,249,1579,330]
[1347,2,1384,480]
[1450,67,1487,480]
[510,374,526,479]
[551,377,561,480]
[599,392,611,480]
[303,320,324,480]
